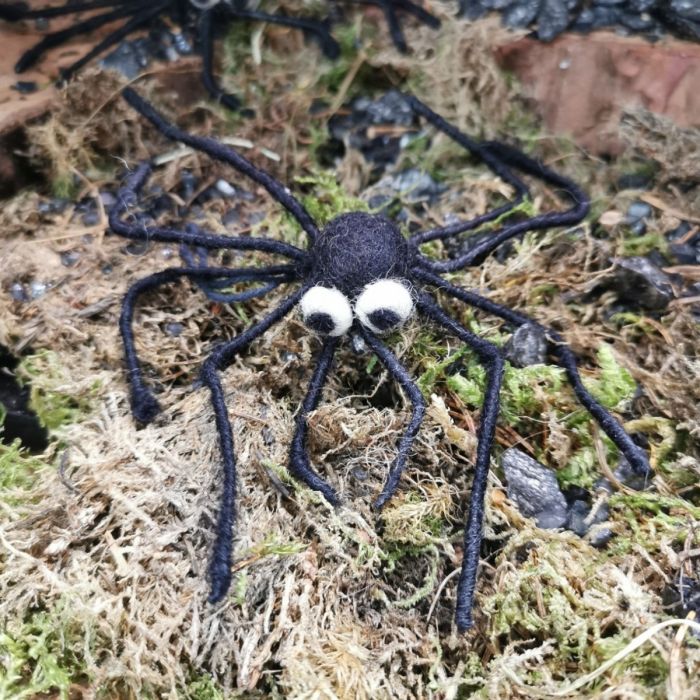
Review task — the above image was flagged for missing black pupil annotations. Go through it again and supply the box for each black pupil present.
[368,309,400,331]
[306,312,336,334]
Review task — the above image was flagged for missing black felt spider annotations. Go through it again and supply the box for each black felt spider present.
[111,87,650,631]
[0,0,439,110]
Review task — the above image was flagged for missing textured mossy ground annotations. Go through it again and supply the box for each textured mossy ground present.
[0,5,699,699]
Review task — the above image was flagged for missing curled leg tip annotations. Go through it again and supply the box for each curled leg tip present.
[372,494,389,512]
[131,390,161,424]
[208,565,232,604]
[455,612,474,632]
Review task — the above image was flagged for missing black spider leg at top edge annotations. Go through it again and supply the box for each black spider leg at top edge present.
[288,324,426,512]
[198,2,340,114]
[121,87,321,245]
[0,0,138,22]
[219,3,341,59]
[5,0,162,76]
[348,0,441,53]
[58,1,172,82]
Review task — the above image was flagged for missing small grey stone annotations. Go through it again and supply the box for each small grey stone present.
[567,499,590,536]
[504,323,548,367]
[60,251,80,267]
[10,282,28,302]
[626,201,652,223]
[503,448,568,529]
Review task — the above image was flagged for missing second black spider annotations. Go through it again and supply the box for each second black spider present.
[0,0,440,111]
[110,87,650,631]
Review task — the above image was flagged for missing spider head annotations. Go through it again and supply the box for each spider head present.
[300,212,414,337]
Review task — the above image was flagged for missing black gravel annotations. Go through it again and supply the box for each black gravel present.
[458,0,700,42]
[502,447,569,529]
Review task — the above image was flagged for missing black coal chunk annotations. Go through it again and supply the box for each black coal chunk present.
[503,447,568,529]
[504,323,548,367]
[610,256,675,310]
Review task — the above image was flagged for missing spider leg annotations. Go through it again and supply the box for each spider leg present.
[404,92,530,248]
[389,0,441,28]
[179,242,289,302]
[358,327,426,510]
[197,8,243,113]
[109,162,309,262]
[288,336,342,505]
[0,0,138,22]
[58,1,170,82]
[221,7,341,59]
[415,291,505,631]
[120,264,298,423]
[413,267,651,476]
[123,89,321,245]
[415,139,590,273]
[199,287,306,603]
[352,0,440,52]
[375,0,407,53]
[13,3,145,73]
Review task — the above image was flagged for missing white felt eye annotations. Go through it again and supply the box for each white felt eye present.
[300,286,353,337]
[355,279,413,334]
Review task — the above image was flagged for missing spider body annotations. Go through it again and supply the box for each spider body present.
[112,88,651,631]
[309,212,412,295]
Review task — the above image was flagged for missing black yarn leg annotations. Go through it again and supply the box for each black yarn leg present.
[109,162,308,262]
[390,0,441,28]
[288,336,341,505]
[0,0,138,22]
[416,292,505,631]
[413,139,590,272]
[377,0,407,52]
[200,287,306,603]
[13,4,144,72]
[198,8,243,112]
[413,267,651,476]
[58,1,169,82]
[119,265,297,423]
[225,8,341,59]
[122,89,321,244]
[359,327,426,510]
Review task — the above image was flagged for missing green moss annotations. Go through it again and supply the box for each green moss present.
[446,360,565,426]
[296,170,368,225]
[585,344,637,412]
[390,544,439,609]
[0,605,92,700]
[184,674,226,700]
[17,350,99,432]
[621,230,669,257]
[50,173,80,201]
